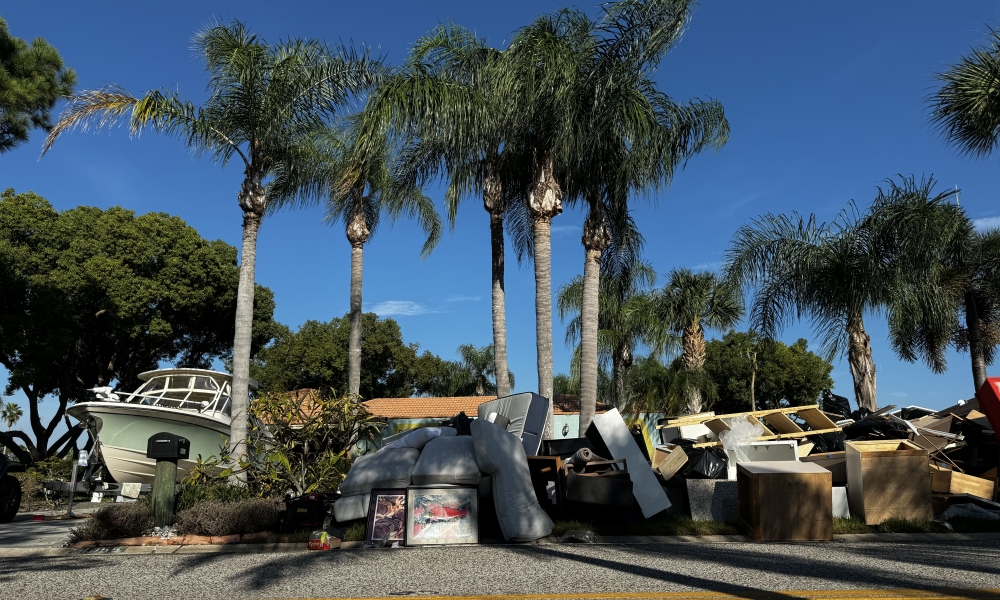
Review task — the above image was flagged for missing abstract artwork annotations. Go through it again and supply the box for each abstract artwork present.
[406,486,479,545]
[367,489,407,545]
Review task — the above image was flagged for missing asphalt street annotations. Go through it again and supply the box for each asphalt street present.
[0,513,83,548]
[2,539,999,600]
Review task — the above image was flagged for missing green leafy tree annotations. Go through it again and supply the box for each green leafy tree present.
[251,313,445,399]
[0,190,277,463]
[0,17,75,153]
[40,21,383,468]
[703,331,834,414]
[657,268,742,414]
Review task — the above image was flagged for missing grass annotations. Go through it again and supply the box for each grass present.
[834,516,956,534]
[553,512,738,538]
[343,521,366,542]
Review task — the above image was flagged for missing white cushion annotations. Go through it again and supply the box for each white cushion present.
[411,436,482,486]
[381,426,457,451]
[471,418,552,541]
[333,493,369,522]
[338,448,420,497]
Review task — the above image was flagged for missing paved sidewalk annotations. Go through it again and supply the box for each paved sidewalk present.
[0,513,83,549]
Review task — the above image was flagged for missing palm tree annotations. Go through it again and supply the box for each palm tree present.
[872,177,999,394]
[2,402,22,431]
[40,22,383,467]
[658,268,742,414]
[565,0,729,433]
[928,26,1000,158]
[457,344,514,396]
[359,24,524,399]
[558,255,669,413]
[269,123,440,398]
[724,202,898,412]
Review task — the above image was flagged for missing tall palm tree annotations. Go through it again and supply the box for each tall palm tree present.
[457,344,514,396]
[565,0,729,433]
[269,123,440,397]
[658,268,742,414]
[558,254,669,411]
[2,402,22,431]
[40,22,383,467]
[359,24,524,399]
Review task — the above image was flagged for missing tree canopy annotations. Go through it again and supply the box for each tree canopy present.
[0,190,279,462]
[0,18,75,153]
[703,331,834,414]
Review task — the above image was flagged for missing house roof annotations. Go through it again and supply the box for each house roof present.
[361,394,611,419]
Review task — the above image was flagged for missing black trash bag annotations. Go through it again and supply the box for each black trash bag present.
[682,446,728,479]
[810,431,846,453]
[821,390,852,420]
[843,415,909,440]
[440,412,474,436]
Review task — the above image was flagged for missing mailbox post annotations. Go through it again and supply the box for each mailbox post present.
[146,432,190,528]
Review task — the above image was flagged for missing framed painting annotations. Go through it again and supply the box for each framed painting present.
[406,486,479,546]
[366,489,407,545]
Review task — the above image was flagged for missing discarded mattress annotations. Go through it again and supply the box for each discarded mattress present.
[338,448,420,497]
[478,393,548,457]
[471,417,553,541]
[410,435,481,486]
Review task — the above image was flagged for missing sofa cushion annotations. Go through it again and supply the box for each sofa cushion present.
[381,426,457,451]
[410,435,482,486]
[333,493,369,522]
[471,418,552,542]
[338,448,420,497]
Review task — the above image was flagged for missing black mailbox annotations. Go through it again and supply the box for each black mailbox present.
[146,432,190,461]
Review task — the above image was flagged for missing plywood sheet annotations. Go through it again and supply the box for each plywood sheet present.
[797,408,839,431]
[930,464,994,501]
[763,412,804,434]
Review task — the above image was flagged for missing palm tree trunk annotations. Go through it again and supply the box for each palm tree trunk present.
[529,152,562,438]
[682,321,706,415]
[966,292,988,395]
[488,206,510,399]
[579,206,608,434]
[231,177,265,477]
[347,207,370,399]
[848,316,877,412]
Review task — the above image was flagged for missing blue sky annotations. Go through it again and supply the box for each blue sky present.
[4,1,1000,432]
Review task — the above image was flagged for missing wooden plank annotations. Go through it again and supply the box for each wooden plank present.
[691,427,843,448]
[652,445,688,481]
[797,407,839,431]
[797,442,815,457]
[763,412,804,434]
[666,405,822,426]
[704,419,731,436]
[929,464,994,501]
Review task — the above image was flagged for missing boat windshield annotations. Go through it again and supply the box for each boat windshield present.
[125,374,232,418]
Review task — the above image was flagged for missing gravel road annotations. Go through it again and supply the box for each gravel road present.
[2,539,999,599]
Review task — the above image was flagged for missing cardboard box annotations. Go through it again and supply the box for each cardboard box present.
[737,461,833,541]
[652,445,688,481]
[846,440,932,525]
[801,451,847,485]
[930,463,994,501]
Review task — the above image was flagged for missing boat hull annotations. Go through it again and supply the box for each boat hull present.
[68,402,231,485]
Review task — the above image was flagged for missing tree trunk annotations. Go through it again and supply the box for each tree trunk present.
[686,389,703,415]
[486,186,510,399]
[347,208,370,399]
[749,351,757,412]
[682,321,706,415]
[613,344,632,409]
[848,316,878,412]
[529,152,562,439]
[579,205,608,435]
[966,292,988,395]
[231,177,265,478]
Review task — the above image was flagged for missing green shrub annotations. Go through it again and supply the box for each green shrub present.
[343,521,365,542]
[26,456,74,480]
[68,503,153,543]
[833,516,873,534]
[877,517,938,533]
[174,498,283,536]
[14,472,44,502]
[175,482,255,512]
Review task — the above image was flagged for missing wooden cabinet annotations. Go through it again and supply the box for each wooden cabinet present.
[846,440,932,525]
[737,461,832,541]
[929,464,995,501]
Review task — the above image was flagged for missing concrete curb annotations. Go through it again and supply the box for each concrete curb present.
[3,532,999,559]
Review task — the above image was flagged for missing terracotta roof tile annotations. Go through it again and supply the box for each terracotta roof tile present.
[361,394,609,419]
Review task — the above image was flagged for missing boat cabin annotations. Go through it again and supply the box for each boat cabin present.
[122,369,245,418]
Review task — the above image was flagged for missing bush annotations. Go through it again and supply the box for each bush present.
[174,498,283,537]
[175,482,255,512]
[26,456,74,480]
[14,472,44,502]
[343,521,366,542]
[68,503,153,543]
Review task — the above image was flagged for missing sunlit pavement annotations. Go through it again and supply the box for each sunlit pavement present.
[0,513,83,548]
[2,540,1000,600]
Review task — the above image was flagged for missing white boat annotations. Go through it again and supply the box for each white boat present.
[67,368,255,485]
